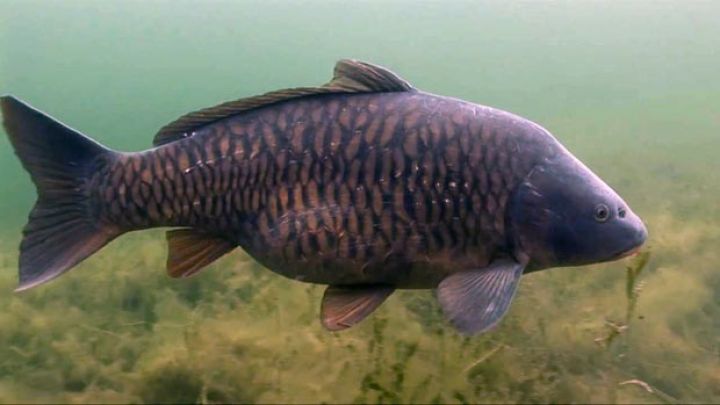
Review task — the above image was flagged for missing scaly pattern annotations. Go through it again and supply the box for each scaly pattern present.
[89,92,557,287]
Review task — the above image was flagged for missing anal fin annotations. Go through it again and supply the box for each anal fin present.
[166,229,236,278]
[321,285,395,331]
[437,259,524,335]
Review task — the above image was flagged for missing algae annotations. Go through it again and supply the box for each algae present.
[1,0,719,403]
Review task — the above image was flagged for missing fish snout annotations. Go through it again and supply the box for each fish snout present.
[616,208,648,258]
[634,222,648,246]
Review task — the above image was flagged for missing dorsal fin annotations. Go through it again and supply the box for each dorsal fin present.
[326,59,414,93]
[152,59,414,146]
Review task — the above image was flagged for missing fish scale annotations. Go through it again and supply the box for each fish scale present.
[1,60,646,334]
[88,91,545,287]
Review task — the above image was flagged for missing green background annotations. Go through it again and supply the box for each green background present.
[1,1,718,403]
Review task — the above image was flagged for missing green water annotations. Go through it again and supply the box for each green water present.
[1,1,719,403]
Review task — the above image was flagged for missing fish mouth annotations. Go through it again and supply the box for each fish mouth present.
[615,225,647,259]
[614,229,647,259]
[617,245,642,259]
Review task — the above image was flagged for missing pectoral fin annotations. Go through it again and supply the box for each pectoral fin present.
[321,285,395,331]
[437,259,524,335]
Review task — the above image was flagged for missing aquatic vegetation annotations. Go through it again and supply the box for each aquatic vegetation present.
[0,89,718,404]
[594,250,650,348]
[0,209,717,403]
[1,1,719,403]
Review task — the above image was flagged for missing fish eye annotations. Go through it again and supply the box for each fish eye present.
[594,204,610,222]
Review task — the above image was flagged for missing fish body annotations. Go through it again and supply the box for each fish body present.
[92,92,552,288]
[1,60,647,334]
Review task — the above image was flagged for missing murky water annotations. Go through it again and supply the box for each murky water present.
[1,1,719,403]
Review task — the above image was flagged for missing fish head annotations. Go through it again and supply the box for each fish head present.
[509,152,647,269]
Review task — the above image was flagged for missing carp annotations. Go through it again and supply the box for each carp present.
[0,60,647,334]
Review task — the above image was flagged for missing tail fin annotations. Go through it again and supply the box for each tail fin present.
[1,96,119,291]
